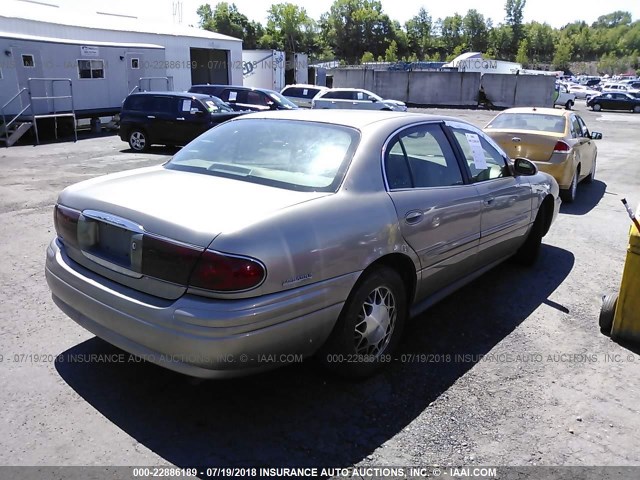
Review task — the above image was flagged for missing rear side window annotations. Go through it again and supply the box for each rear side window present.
[282,87,320,99]
[124,95,155,111]
[322,90,353,100]
[150,96,174,113]
[385,124,463,189]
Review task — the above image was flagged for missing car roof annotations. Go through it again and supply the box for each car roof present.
[282,84,328,90]
[191,84,279,95]
[225,109,470,130]
[499,107,568,117]
[128,91,212,101]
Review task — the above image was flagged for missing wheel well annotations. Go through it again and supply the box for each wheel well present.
[362,253,417,306]
[540,195,555,235]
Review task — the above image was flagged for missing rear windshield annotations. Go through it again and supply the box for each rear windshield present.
[282,87,323,99]
[485,113,566,134]
[166,118,360,192]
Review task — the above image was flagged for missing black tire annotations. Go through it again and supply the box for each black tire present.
[565,100,574,110]
[634,105,640,114]
[584,156,596,183]
[560,170,578,203]
[592,103,602,112]
[599,294,618,335]
[318,266,407,378]
[128,129,149,152]
[513,204,546,266]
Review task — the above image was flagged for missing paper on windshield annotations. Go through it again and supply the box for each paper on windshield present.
[465,133,488,169]
[181,100,191,112]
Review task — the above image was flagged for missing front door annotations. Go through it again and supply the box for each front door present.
[447,121,534,266]
[384,122,483,300]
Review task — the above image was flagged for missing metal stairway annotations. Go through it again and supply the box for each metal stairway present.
[1,78,77,147]
[0,121,33,147]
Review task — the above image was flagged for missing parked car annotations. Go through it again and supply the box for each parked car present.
[587,92,640,113]
[46,110,559,379]
[188,84,298,112]
[554,84,576,110]
[484,107,602,203]
[567,84,601,99]
[312,88,407,111]
[280,84,329,108]
[119,91,243,152]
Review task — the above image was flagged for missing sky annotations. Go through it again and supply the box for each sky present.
[31,0,640,30]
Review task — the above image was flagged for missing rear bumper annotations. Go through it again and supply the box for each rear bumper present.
[46,239,350,378]
[535,158,574,190]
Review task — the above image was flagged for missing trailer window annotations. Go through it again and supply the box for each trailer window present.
[22,55,35,68]
[78,60,105,79]
[131,58,139,69]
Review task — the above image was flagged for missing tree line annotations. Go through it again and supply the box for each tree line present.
[197,0,640,74]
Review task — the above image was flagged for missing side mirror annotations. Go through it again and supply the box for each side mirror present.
[590,131,603,140]
[268,102,278,110]
[513,157,538,176]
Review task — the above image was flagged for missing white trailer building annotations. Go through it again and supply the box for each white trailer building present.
[0,0,242,145]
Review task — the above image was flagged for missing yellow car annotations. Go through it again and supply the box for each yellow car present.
[483,107,602,202]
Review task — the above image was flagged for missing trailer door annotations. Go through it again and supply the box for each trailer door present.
[126,53,144,94]
[12,47,45,112]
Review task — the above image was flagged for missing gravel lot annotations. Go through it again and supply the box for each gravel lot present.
[1,106,640,474]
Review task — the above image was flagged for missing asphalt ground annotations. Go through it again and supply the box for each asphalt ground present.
[1,104,640,477]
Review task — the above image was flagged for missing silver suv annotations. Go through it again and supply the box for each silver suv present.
[312,88,407,111]
[280,84,329,108]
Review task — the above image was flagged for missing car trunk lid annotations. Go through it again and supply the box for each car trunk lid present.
[485,129,566,162]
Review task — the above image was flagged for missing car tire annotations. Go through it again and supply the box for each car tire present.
[513,204,546,266]
[318,266,407,378]
[584,156,596,183]
[634,106,640,113]
[128,129,149,152]
[560,170,578,203]
[592,103,602,112]
[565,100,574,110]
[599,294,618,335]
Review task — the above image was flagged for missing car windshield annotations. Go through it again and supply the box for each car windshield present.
[166,119,360,192]
[486,113,566,134]
[203,97,233,113]
[268,92,298,109]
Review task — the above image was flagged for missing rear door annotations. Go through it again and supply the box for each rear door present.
[448,122,534,266]
[12,47,45,113]
[384,122,482,299]
[148,95,178,144]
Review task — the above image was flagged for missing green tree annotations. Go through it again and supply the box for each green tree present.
[385,40,398,61]
[361,51,375,63]
[553,35,573,71]
[320,0,395,63]
[440,14,465,56]
[462,9,489,52]
[515,39,529,66]
[505,0,526,58]
[405,8,432,59]
[197,3,263,49]
[265,3,318,55]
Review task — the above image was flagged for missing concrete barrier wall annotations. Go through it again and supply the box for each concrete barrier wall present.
[407,72,480,106]
[481,74,555,108]
[331,68,555,108]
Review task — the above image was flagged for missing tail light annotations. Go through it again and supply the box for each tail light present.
[553,141,571,153]
[141,236,203,286]
[54,205,80,248]
[189,250,266,292]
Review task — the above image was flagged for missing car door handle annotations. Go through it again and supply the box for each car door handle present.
[404,211,423,224]
[147,115,156,119]
[511,137,521,142]
[176,117,185,121]
[483,197,495,206]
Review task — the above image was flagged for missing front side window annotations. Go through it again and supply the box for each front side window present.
[451,127,509,183]
[166,119,360,192]
[78,59,105,79]
[385,123,463,189]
